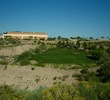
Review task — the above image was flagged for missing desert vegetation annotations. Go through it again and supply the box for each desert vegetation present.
[15,46,96,66]
[0,82,110,100]
[0,37,110,99]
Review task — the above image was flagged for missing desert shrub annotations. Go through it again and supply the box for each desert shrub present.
[42,82,107,100]
[96,55,110,83]
[17,51,32,61]
[98,45,104,51]
[34,48,41,54]
[106,47,110,54]
[35,78,40,83]
[0,61,8,65]
[93,82,110,100]
[83,41,88,50]
[76,40,80,49]
[31,67,35,70]
[77,82,99,100]
[77,68,99,82]
[97,62,110,83]
[25,87,44,100]
[77,68,90,81]
[78,52,110,83]
[87,48,102,60]
[0,85,23,100]
[20,59,31,66]
[42,83,89,100]
[80,68,89,74]
[34,44,47,54]
[0,82,109,100]
[63,74,69,79]
[0,40,4,45]
[53,76,57,80]
[76,82,110,100]
[36,63,45,67]
[77,74,84,81]
[57,40,62,48]
[8,39,21,45]
[53,64,59,69]
[16,50,33,65]
[42,84,76,100]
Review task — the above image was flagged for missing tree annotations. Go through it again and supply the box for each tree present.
[70,37,73,39]
[101,36,104,39]
[89,37,93,40]
[76,36,81,39]
[57,36,61,40]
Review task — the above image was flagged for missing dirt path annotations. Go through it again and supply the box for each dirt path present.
[0,65,80,90]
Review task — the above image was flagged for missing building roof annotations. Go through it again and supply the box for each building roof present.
[5,31,48,35]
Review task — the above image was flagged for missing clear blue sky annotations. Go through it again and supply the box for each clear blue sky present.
[0,0,110,38]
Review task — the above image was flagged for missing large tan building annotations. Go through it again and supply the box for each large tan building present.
[3,31,48,40]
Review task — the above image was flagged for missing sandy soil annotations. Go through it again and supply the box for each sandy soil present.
[0,45,80,90]
[0,65,80,90]
[0,45,36,56]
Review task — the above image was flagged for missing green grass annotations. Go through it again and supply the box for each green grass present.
[33,48,96,65]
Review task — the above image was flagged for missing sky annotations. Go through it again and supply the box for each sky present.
[0,0,110,38]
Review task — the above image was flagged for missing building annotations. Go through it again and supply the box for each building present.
[2,31,48,40]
